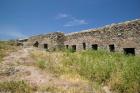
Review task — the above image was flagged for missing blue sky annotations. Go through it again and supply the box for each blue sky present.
[0,0,140,40]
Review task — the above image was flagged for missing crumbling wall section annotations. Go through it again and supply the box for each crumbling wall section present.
[25,32,65,51]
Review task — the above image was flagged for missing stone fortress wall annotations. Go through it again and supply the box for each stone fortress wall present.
[64,19,140,55]
[20,19,140,55]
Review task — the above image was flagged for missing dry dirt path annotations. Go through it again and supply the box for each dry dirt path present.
[0,48,96,93]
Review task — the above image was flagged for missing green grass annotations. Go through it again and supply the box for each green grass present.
[30,49,140,93]
[64,51,140,93]
[0,80,32,93]
[36,60,47,69]
[48,50,140,93]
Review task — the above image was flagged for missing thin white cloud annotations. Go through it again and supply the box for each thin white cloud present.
[56,13,88,27]
[56,13,69,19]
[64,18,88,27]
[0,27,26,39]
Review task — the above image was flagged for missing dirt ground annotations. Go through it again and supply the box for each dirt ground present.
[0,48,101,93]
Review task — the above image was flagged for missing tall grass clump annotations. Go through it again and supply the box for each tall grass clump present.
[61,50,117,83]
[109,56,140,93]
[59,49,140,93]
[36,60,47,69]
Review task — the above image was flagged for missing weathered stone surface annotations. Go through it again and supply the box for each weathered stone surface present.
[64,19,140,54]
[20,19,140,54]
[23,32,65,51]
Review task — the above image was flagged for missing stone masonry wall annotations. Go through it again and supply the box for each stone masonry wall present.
[22,19,140,54]
[64,19,140,54]
[24,32,65,51]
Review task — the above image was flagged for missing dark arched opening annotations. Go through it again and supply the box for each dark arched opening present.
[66,45,69,49]
[44,44,48,49]
[109,44,115,52]
[83,43,86,50]
[123,48,135,56]
[92,44,98,50]
[72,45,76,52]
